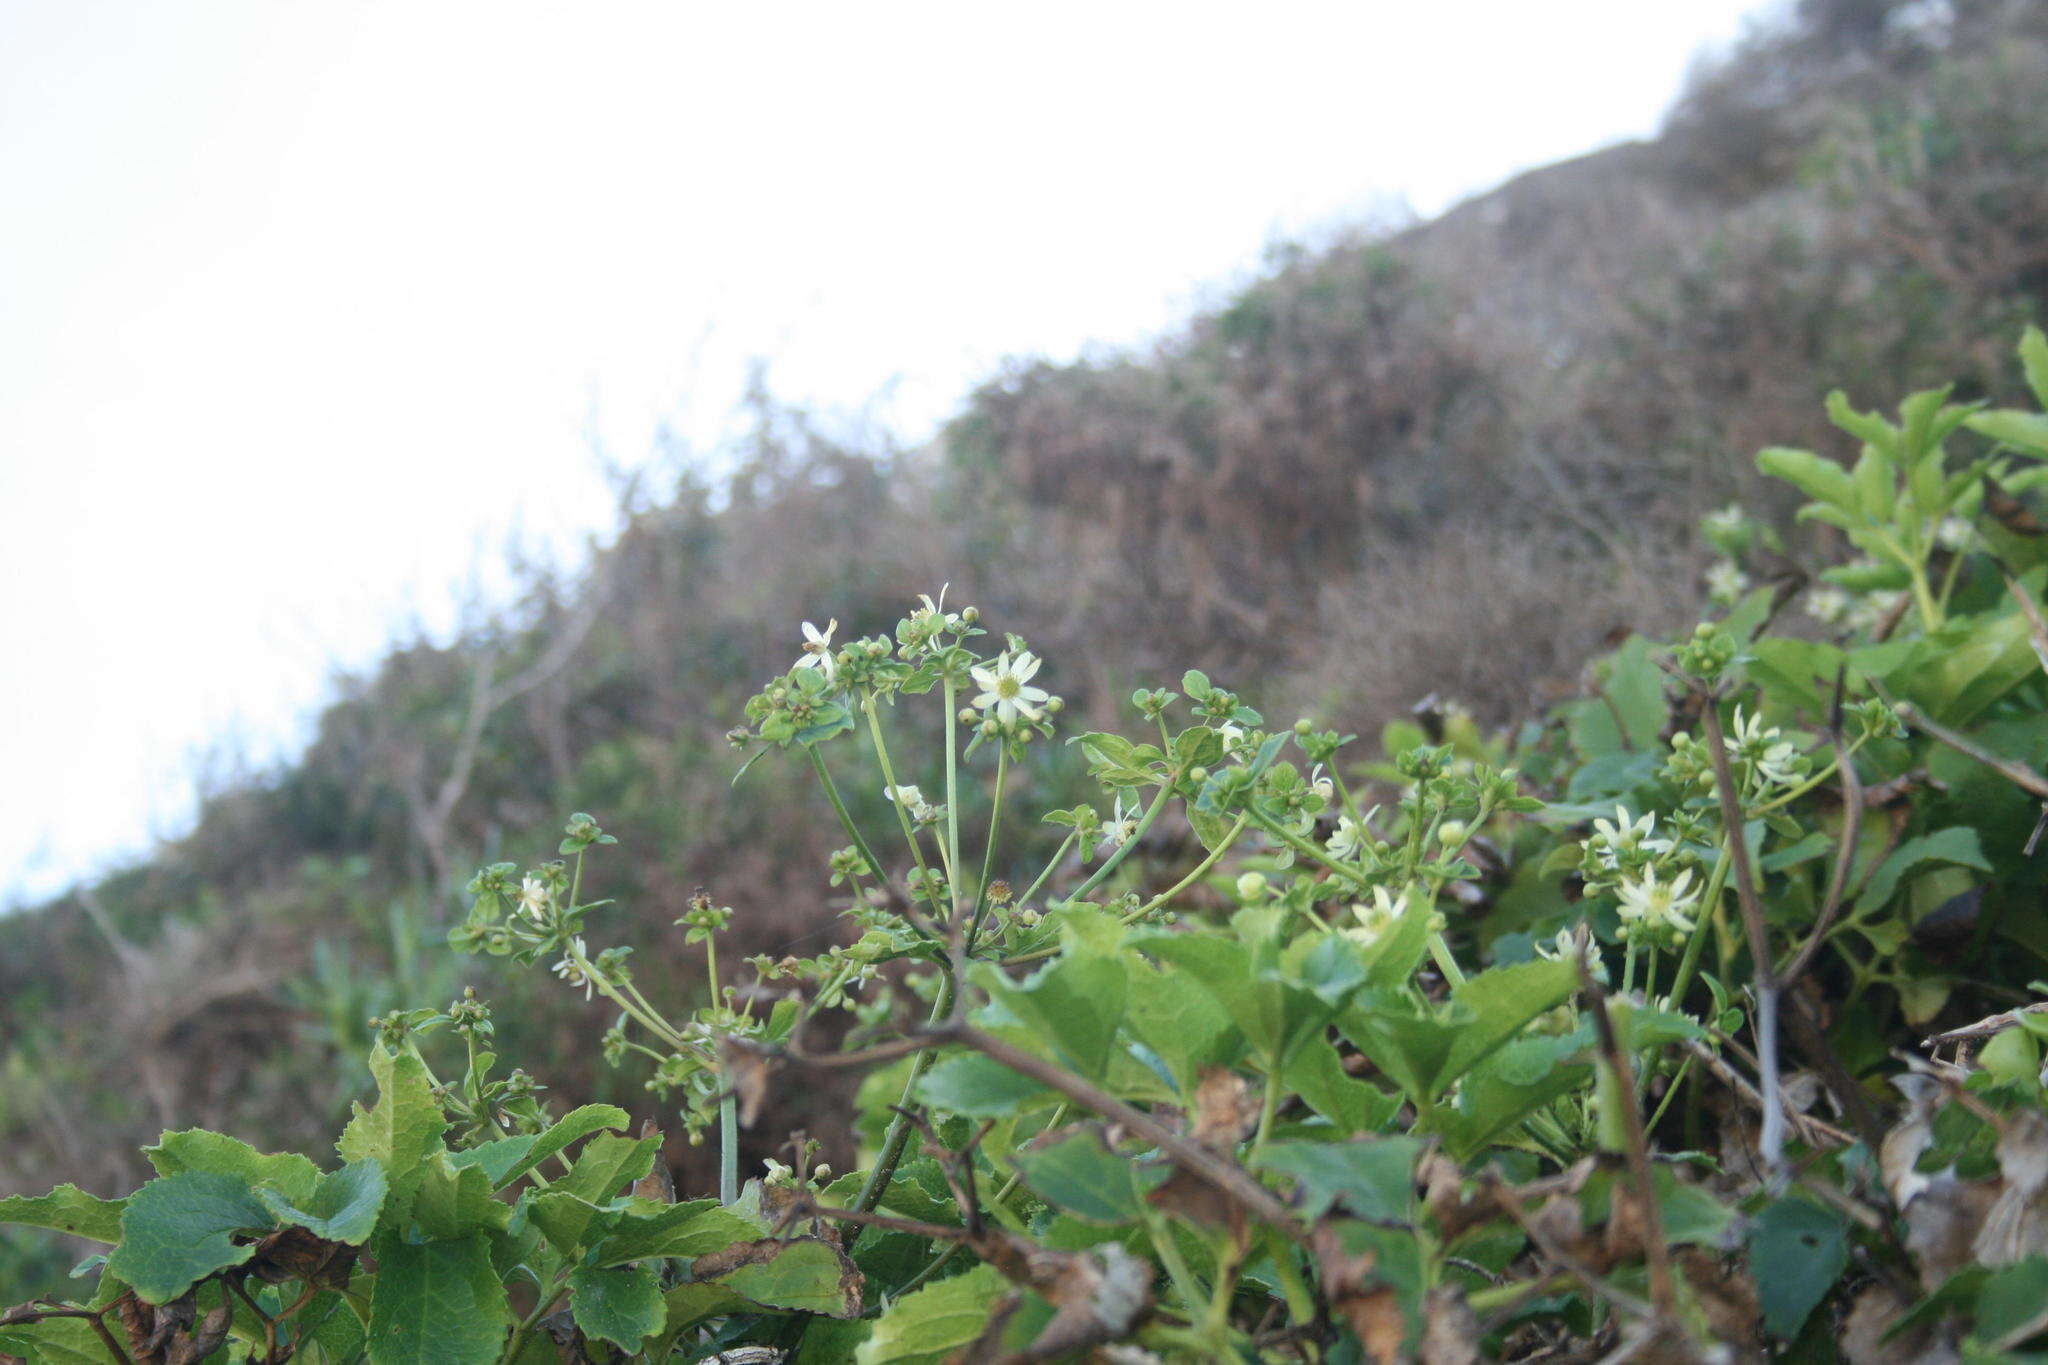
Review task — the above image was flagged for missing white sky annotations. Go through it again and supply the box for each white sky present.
[0,0,1777,905]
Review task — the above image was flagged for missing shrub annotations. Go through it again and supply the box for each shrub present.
[11,333,2048,1360]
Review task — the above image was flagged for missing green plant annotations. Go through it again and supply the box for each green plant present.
[14,333,2048,1360]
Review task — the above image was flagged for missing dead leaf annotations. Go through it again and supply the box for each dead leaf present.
[1975,1108,2048,1266]
[1418,1285,1481,1365]
[1312,1220,1408,1365]
[1842,1283,1960,1365]
[1188,1067,1261,1149]
[633,1119,676,1203]
[721,1038,779,1129]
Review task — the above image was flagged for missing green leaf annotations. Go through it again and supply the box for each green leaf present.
[1969,409,2048,458]
[366,1233,510,1365]
[411,1152,507,1239]
[1123,957,1242,1093]
[1757,445,1856,511]
[2022,325,2048,410]
[0,1184,127,1243]
[568,1264,666,1352]
[914,1052,1055,1118]
[707,1237,863,1317]
[0,1316,121,1363]
[337,1046,449,1231]
[106,1171,273,1304]
[1601,635,1668,751]
[553,1131,659,1205]
[857,1263,1005,1364]
[1284,1039,1401,1136]
[256,1160,386,1246]
[1975,1256,2048,1348]
[524,1189,619,1259]
[1253,1138,1422,1221]
[590,1198,759,1266]
[145,1129,321,1206]
[1010,1127,1167,1224]
[1855,828,1991,915]
[1747,1195,1847,1339]
[1825,391,1899,461]
[971,924,1127,1078]
[1438,958,1580,1091]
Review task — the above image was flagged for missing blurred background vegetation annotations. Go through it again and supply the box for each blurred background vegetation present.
[4,0,2045,1300]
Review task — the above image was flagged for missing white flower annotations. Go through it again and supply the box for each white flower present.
[884,784,939,823]
[911,588,961,634]
[1703,504,1745,538]
[552,937,595,1000]
[761,1158,794,1188]
[1326,815,1364,861]
[1099,795,1140,853]
[1616,868,1699,938]
[1347,886,1408,947]
[1705,559,1750,605]
[517,875,552,923]
[970,651,1051,726]
[1217,723,1248,759]
[1936,515,1972,552]
[1588,806,1672,869]
[794,619,838,681]
[1535,927,1607,983]
[1726,706,1802,787]
[1846,591,1901,634]
[1804,586,1851,625]
[1310,764,1335,804]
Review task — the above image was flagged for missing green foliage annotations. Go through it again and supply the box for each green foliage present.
[18,335,2048,1360]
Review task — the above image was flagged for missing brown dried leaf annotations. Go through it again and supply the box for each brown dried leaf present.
[1311,1221,1408,1365]
[1676,1248,1762,1352]
[1985,477,2047,537]
[1188,1067,1261,1149]
[163,1306,231,1365]
[1418,1285,1481,1365]
[1880,1074,1942,1209]
[1905,1175,2001,1287]
[721,1038,779,1129]
[1842,1283,1960,1365]
[1975,1108,2048,1266]
[632,1119,676,1203]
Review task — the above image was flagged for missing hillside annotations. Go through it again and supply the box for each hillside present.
[3,0,2046,1303]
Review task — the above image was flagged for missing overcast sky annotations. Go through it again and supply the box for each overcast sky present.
[0,0,1779,904]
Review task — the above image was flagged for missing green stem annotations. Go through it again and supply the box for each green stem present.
[944,679,965,927]
[807,745,888,897]
[718,1085,738,1205]
[1750,733,1870,815]
[1250,1063,1285,1157]
[1056,775,1178,908]
[865,697,941,902]
[964,747,1009,954]
[1662,832,1733,1010]
[850,976,956,1230]
[1015,831,1077,909]
[1130,815,1247,920]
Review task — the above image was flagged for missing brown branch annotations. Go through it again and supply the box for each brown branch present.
[1579,964,1678,1322]
[1695,693,1787,1177]
[1780,669,1863,988]
[1888,697,2048,800]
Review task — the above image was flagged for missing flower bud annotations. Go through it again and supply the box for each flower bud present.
[1437,820,1469,848]
[1236,871,1269,901]
[1293,718,1314,736]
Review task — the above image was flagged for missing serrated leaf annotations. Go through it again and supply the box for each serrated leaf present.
[1254,1137,1421,1222]
[411,1152,506,1239]
[590,1199,758,1266]
[525,1188,619,1260]
[257,1160,387,1246]
[366,1233,509,1365]
[1747,1195,1847,1339]
[568,1264,666,1351]
[0,1184,127,1243]
[1757,445,1856,511]
[857,1263,1005,1364]
[0,1316,119,1363]
[553,1131,659,1205]
[145,1129,321,1205]
[337,1046,449,1231]
[1855,828,1991,915]
[106,1171,273,1304]
[700,1236,863,1317]
[915,1051,1055,1118]
[1010,1127,1167,1224]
